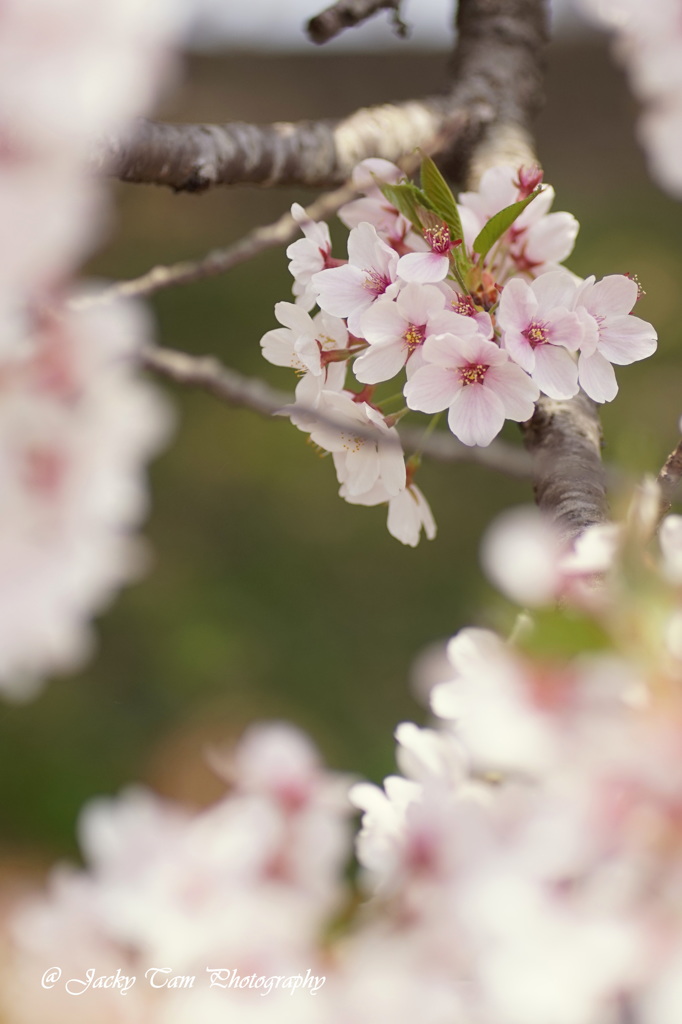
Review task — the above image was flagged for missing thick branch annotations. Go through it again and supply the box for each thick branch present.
[103,0,546,193]
[307,0,408,44]
[102,103,477,193]
[141,346,533,479]
[521,393,608,541]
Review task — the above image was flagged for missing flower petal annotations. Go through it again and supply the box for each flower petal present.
[532,345,579,400]
[397,251,450,284]
[404,365,458,414]
[578,350,618,403]
[448,384,505,446]
[353,341,406,385]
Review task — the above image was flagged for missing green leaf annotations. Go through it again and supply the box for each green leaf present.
[379,181,429,233]
[472,187,544,262]
[517,606,611,661]
[419,154,464,243]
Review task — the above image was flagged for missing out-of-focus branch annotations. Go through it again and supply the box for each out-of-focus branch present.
[657,437,682,516]
[141,345,533,479]
[307,0,408,44]
[102,0,548,193]
[521,393,608,541]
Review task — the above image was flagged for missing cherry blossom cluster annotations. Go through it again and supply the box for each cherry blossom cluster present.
[261,157,657,546]
[8,493,682,1023]
[0,0,184,697]
[578,0,682,197]
[3,723,354,1024]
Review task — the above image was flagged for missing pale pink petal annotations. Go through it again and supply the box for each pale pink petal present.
[360,297,406,346]
[448,385,506,446]
[344,445,380,494]
[353,341,406,385]
[500,329,535,373]
[546,309,583,351]
[396,282,446,324]
[397,251,450,284]
[313,264,363,314]
[532,346,579,400]
[530,270,579,312]
[404,365,459,414]
[486,362,540,420]
[260,327,306,371]
[597,315,657,365]
[578,350,619,403]
[584,275,638,316]
[347,222,397,279]
[524,211,579,265]
[274,301,314,335]
[421,326,484,369]
[378,442,407,496]
[387,486,437,547]
[497,278,537,337]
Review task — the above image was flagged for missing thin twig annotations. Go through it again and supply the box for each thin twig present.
[657,437,682,516]
[141,345,533,479]
[73,181,359,306]
[307,0,408,45]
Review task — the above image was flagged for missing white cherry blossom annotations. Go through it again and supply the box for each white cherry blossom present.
[341,477,437,547]
[308,390,406,497]
[337,158,410,244]
[286,204,335,310]
[260,302,347,377]
[312,222,400,336]
[575,274,657,403]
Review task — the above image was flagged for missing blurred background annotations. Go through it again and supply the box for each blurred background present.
[1,1,680,871]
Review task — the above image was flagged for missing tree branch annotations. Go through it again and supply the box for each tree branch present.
[521,393,608,541]
[657,437,682,516]
[307,0,408,45]
[73,180,359,305]
[101,0,547,193]
[141,345,533,479]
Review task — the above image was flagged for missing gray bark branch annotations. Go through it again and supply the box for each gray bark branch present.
[141,346,533,478]
[521,393,608,541]
[307,0,408,44]
[102,0,547,194]
[657,438,682,517]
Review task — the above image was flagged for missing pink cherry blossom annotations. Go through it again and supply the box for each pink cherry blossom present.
[0,298,171,699]
[312,222,399,336]
[286,203,335,310]
[354,283,469,385]
[404,328,540,447]
[261,302,348,377]
[575,274,657,403]
[340,477,437,547]
[337,158,410,244]
[397,225,459,284]
[446,288,494,337]
[458,165,579,279]
[496,271,583,399]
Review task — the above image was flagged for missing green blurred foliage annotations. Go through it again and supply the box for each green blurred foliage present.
[1,43,681,860]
